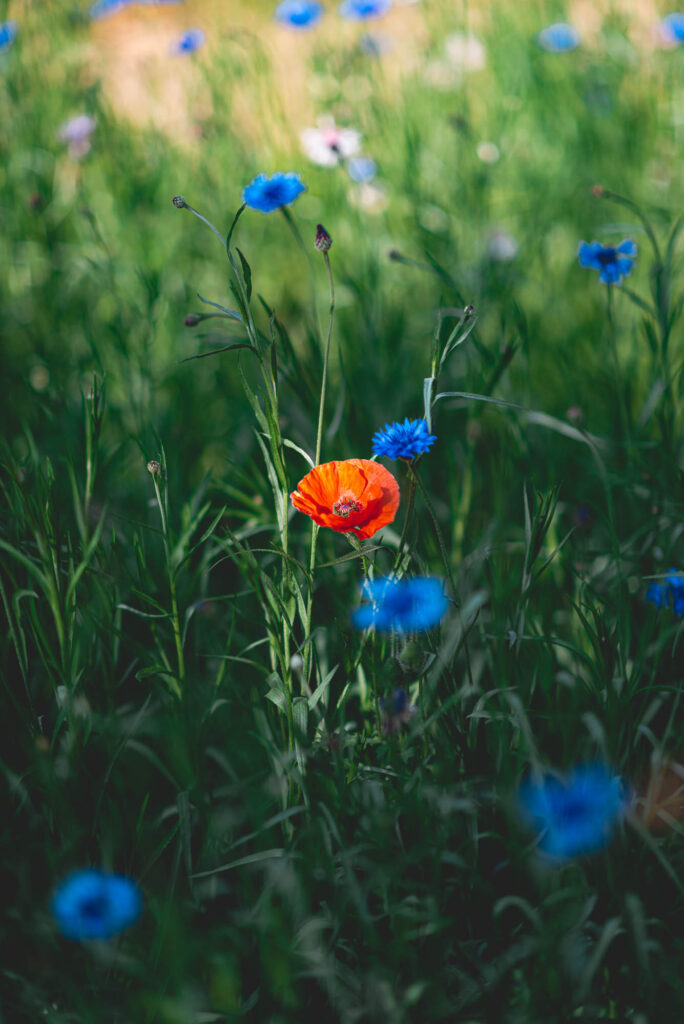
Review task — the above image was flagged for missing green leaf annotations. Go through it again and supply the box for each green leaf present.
[236,248,252,301]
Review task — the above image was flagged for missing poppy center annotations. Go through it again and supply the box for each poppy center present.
[332,497,361,518]
[596,247,617,266]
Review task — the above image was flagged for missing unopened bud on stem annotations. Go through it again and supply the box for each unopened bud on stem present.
[184,313,201,327]
[315,224,333,253]
[147,460,161,478]
[172,195,187,209]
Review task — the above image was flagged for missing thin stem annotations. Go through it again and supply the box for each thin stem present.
[303,250,336,683]
[180,201,228,252]
[392,463,417,574]
[151,476,185,695]
[408,462,457,597]
[605,286,630,450]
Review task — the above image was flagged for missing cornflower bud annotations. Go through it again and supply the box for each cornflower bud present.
[315,223,333,252]
[172,195,186,209]
[591,184,604,198]
[147,460,161,478]
[184,313,201,327]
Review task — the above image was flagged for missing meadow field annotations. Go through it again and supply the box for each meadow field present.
[1,0,684,1021]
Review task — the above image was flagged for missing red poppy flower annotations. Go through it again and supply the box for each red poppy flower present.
[290,458,400,540]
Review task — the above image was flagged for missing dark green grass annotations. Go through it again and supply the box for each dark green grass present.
[1,2,684,1021]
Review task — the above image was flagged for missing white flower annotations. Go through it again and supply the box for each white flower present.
[58,115,97,159]
[300,117,361,167]
[444,32,486,72]
[487,229,518,262]
[476,141,499,164]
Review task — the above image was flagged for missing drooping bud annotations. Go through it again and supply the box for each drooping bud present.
[147,460,161,478]
[315,223,333,253]
[172,195,186,209]
[184,313,201,327]
[591,184,604,198]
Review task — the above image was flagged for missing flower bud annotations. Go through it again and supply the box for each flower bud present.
[184,313,201,327]
[315,224,333,252]
[172,195,186,209]
[591,184,604,198]
[147,460,161,478]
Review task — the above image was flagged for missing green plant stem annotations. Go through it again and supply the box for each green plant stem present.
[392,463,417,574]
[152,477,185,697]
[303,251,336,684]
[605,286,630,452]
[408,462,456,597]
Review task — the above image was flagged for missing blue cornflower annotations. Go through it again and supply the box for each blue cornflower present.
[243,172,306,213]
[380,686,416,733]
[372,417,437,460]
[646,568,684,618]
[0,20,18,51]
[172,28,205,55]
[578,239,637,285]
[339,0,392,20]
[275,0,323,29]
[353,577,448,632]
[347,156,377,183]
[537,22,580,52]
[518,764,626,859]
[52,870,142,941]
[660,12,684,44]
[90,0,128,18]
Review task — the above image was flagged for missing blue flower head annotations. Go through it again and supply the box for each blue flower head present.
[537,22,580,52]
[372,417,437,460]
[275,0,323,29]
[173,28,205,55]
[52,870,142,941]
[243,172,306,213]
[379,686,415,733]
[646,568,684,618]
[90,0,128,18]
[660,12,684,44]
[353,577,448,632]
[578,239,636,285]
[339,0,392,20]
[347,156,377,183]
[519,764,625,859]
[0,20,18,52]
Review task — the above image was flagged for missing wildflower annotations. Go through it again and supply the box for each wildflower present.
[444,32,486,72]
[347,156,377,183]
[90,0,128,18]
[58,115,97,159]
[0,19,17,53]
[372,417,436,460]
[380,687,416,733]
[290,458,400,539]
[147,460,162,477]
[353,577,448,631]
[476,141,499,164]
[172,28,205,55]
[518,764,626,859]
[339,0,392,21]
[537,22,581,53]
[646,568,684,617]
[659,12,684,45]
[275,0,323,30]
[315,224,333,252]
[487,229,518,262]
[578,239,637,285]
[300,118,361,167]
[52,870,142,941]
[242,172,306,214]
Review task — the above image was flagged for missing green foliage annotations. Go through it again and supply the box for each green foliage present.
[1,2,683,1021]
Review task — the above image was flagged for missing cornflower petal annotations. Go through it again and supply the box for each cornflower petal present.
[243,172,306,213]
[352,577,447,631]
[578,238,636,285]
[52,870,142,941]
[372,417,437,459]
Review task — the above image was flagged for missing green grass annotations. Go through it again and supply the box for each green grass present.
[1,1,684,1021]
